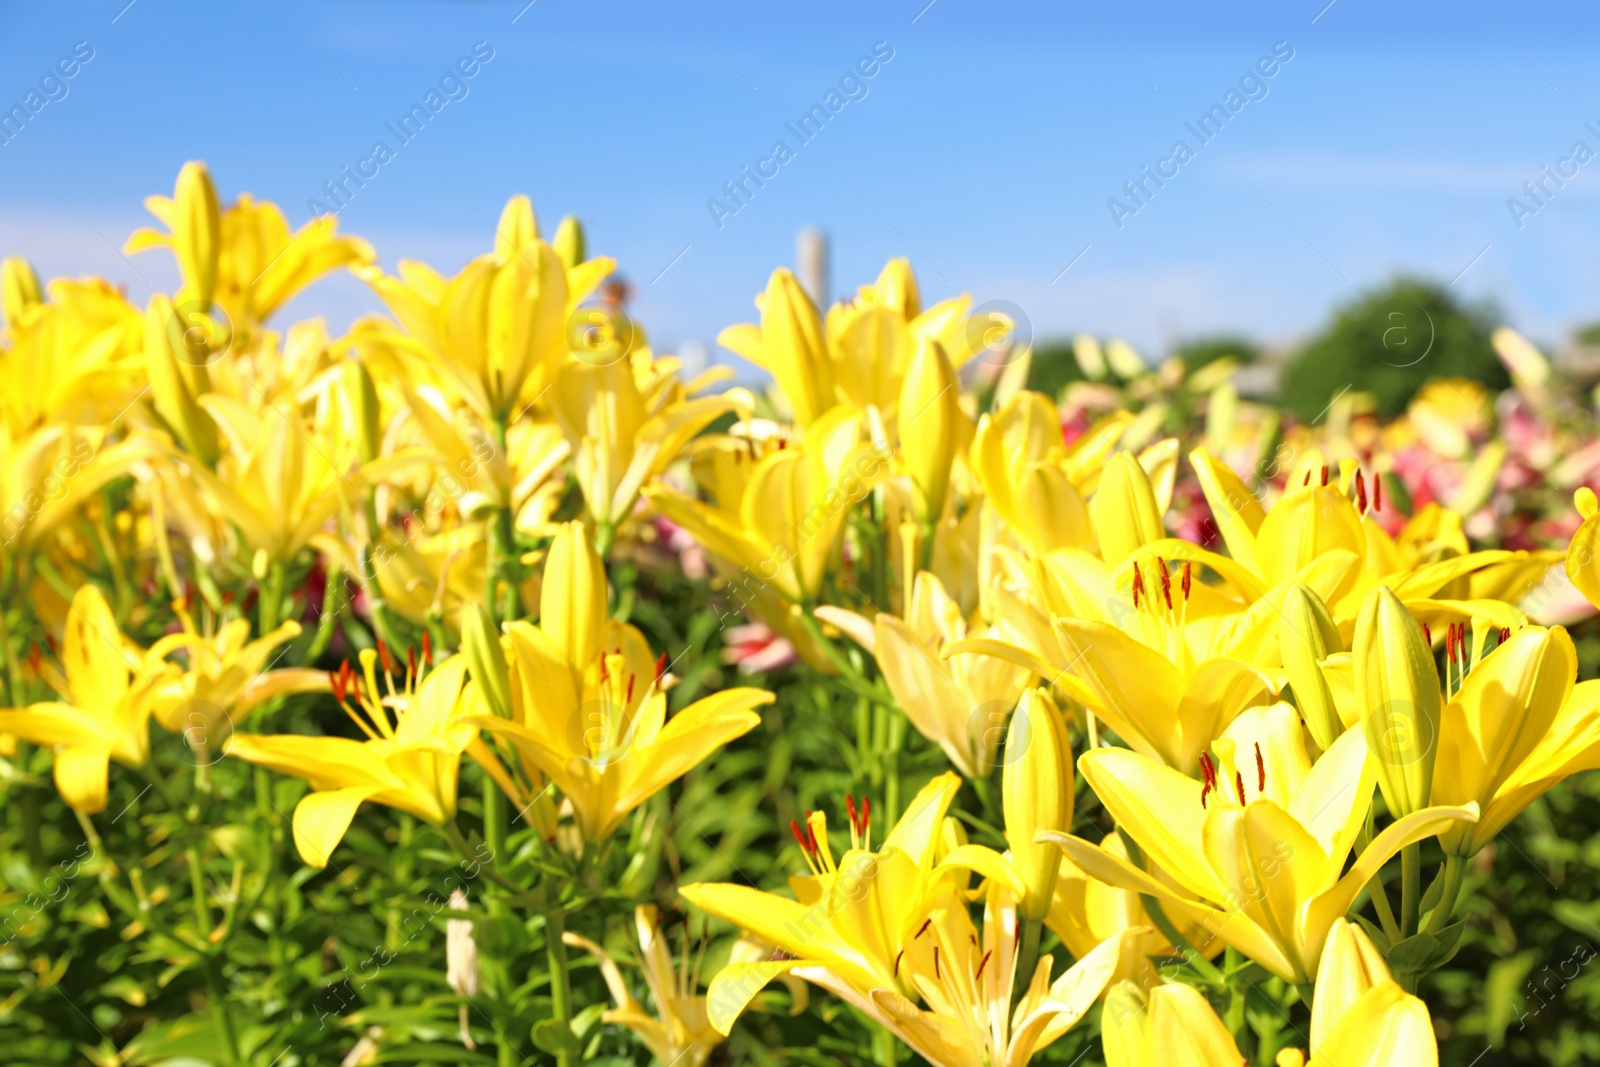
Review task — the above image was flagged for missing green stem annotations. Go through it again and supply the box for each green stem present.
[1424,853,1467,934]
[188,844,213,935]
[483,773,507,868]
[798,609,892,705]
[1014,918,1043,1003]
[871,1022,899,1065]
[306,564,343,662]
[205,956,241,1065]
[259,560,284,634]
[883,711,904,830]
[1119,830,1226,985]
[1368,868,1403,945]
[544,908,575,1067]
[1400,844,1421,938]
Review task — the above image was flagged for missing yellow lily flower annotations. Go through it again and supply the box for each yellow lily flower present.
[969,391,1129,556]
[563,905,722,1067]
[225,648,476,868]
[549,351,748,535]
[357,196,613,421]
[832,882,1133,1067]
[1101,980,1245,1067]
[717,267,835,428]
[0,421,158,563]
[175,394,351,565]
[1186,446,1525,630]
[645,408,889,604]
[126,165,374,341]
[683,772,964,1031]
[1048,833,1220,990]
[0,586,173,813]
[1044,702,1478,983]
[956,547,1276,776]
[1274,918,1439,1066]
[143,602,329,757]
[213,193,374,335]
[816,569,1034,777]
[465,522,772,841]
[0,274,144,432]
[1566,486,1600,610]
[123,161,221,308]
[720,261,975,430]
[1431,622,1600,855]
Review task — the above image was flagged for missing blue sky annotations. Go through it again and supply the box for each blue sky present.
[5,0,1600,371]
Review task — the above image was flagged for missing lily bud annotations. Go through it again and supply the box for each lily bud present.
[541,521,607,672]
[342,358,381,464]
[1102,981,1244,1067]
[1,256,41,325]
[1565,487,1600,611]
[1281,585,1344,753]
[1003,688,1072,922]
[145,294,219,465]
[461,608,512,720]
[1072,333,1107,380]
[1105,337,1145,380]
[1090,452,1164,564]
[759,267,834,427]
[552,215,586,269]
[873,257,920,319]
[494,194,539,262]
[1311,919,1391,1051]
[899,338,960,523]
[173,161,221,309]
[1354,586,1441,818]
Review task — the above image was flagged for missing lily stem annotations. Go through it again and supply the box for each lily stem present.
[1014,917,1043,1003]
[1118,830,1227,986]
[1424,853,1467,935]
[259,559,284,635]
[544,908,575,1067]
[205,956,241,1066]
[1368,868,1403,945]
[1400,844,1421,938]
[871,1024,899,1066]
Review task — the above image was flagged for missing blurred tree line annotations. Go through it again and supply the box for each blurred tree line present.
[1029,276,1518,418]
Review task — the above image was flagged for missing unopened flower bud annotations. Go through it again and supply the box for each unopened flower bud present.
[1354,586,1441,818]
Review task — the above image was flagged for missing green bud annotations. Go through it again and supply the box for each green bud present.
[342,359,382,464]
[553,215,586,269]
[2,256,42,326]
[461,609,513,720]
[1282,584,1344,754]
[145,294,218,465]
[1354,586,1441,818]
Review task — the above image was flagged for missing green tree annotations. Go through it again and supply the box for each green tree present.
[1025,339,1087,401]
[1172,333,1261,371]
[1278,277,1507,420]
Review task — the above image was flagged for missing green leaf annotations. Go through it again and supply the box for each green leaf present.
[530,1018,580,1056]
[1485,950,1539,1046]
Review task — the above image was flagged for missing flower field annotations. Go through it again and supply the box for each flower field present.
[5,163,1600,1066]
